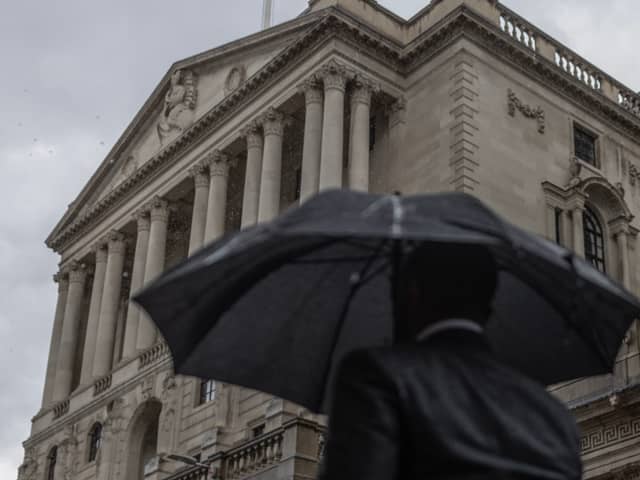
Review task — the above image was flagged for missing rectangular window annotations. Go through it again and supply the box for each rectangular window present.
[294,167,302,201]
[574,125,597,166]
[251,424,265,438]
[199,379,216,405]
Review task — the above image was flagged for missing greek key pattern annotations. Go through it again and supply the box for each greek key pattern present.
[581,418,640,453]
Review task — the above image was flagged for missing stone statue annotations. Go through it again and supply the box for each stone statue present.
[157,69,197,145]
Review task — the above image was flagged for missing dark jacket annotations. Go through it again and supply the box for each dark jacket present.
[319,328,582,480]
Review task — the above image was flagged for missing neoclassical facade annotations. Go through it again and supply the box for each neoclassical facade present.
[17,1,640,479]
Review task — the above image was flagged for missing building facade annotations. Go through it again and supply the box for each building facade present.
[17,0,640,479]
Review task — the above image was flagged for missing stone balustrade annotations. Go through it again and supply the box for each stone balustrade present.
[224,430,284,479]
[164,464,211,480]
[52,399,69,419]
[139,341,170,370]
[92,373,112,397]
[618,90,640,118]
[499,12,536,52]
[554,48,602,91]
[495,3,640,117]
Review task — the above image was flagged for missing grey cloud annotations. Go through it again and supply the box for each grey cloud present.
[0,1,636,477]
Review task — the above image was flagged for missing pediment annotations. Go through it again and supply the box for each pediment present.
[51,15,320,238]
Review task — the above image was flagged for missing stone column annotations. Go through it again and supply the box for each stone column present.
[41,272,69,408]
[79,243,108,386]
[348,77,375,192]
[92,232,126,377]
[136,197,170,351]
[299,78,323,202]
[241,124,264,228]
[319,61,348,190]
[53,261,87,402]
[612,220,631,289]
[122,210,150,360]
[258,108,285,222]
[569,197,586,258]
[204,151,231,243]
[188,162,210,255]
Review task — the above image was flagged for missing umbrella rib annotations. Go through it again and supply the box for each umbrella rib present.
[319,240,390,408]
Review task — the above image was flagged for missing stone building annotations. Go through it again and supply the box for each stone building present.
[17,0,640,479]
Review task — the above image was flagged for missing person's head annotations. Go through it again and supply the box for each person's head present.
[394,243,498,340]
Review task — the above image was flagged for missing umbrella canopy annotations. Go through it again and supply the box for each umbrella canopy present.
[135,190,640,414]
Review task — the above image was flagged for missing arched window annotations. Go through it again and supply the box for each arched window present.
[583,207,606,273]
[47,446,57,480]
[88,423,103,462]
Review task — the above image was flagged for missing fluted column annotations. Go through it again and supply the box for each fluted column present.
[122,210,150,359]
[204,151,231,243]
[349,77,375,192]
[188,162,210,255]
[241,124,264,228]
[569,197,586,258]
[299,78,323,202]
[79,243,108,386]
[92,232,126,377]
[41,272,69,408]
[612,220,631,289]
[136,197,170,351]
[53,262,87,402]
[258,108,285,222]
[319,61,348,190]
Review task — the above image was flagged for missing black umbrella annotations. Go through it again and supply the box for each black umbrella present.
[135,189,640,413]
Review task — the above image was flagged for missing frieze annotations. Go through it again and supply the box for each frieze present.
[581,416,640,454]
[507,88,545,133]
[47,8,640,253]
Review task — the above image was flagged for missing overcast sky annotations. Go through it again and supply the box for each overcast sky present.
[0,0,638,477]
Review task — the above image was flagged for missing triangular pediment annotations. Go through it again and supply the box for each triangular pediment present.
[49,13,324,242]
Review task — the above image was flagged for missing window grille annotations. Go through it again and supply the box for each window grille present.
[574,125,597,166]
[583,207,606,273]
[199,379,216,405]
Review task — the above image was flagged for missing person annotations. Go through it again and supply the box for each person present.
[319,243,582,480]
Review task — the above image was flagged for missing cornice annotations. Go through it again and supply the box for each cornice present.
[46,7,640,253]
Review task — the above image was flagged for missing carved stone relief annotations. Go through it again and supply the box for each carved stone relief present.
[111,154,138,190]
[508,88,545,134]
[17,447,37,480]
[157,69,198,145]
[224,65,246,96]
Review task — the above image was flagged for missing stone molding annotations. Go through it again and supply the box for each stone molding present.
[581,416,640,454]
[507,88,545,134]
[46,7,640,254]
[449,52,479,193]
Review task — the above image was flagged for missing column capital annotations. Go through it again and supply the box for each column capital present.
[104,230,126,254]
[350,74,379,107]
[53,271,70,291]
[566,193,586,212]
[205,150,235,178]
[319,60,349,93]
[388,96,407,128]
[299,76,324,105]
[91,242,108,264]
[133,208,151,232]
[259,107,286,137]
[147,196,170,223]
[188,162,210,188]
[66,261,88,284]
[241,122,264,150]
